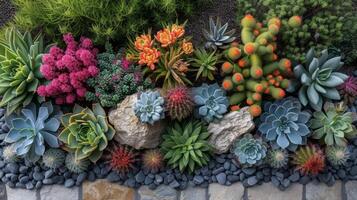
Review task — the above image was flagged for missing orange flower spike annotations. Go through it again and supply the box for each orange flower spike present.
[134,34,153,51]
[182,40,194,54]
[171,24,185,39]
[155,28,175,47]
[138,48,161,70]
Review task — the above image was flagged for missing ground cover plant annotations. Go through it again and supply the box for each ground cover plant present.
[0,0,356,193]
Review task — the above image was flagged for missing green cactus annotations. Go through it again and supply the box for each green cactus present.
[326,146,350,167]
[42,148,66,169]
[65,153,90,173]
[267,149,289,168]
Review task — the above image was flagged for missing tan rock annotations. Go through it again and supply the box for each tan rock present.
[208,183,244,200]
[108,93,165,149]
[208,107,255,154]
[83,180,135,200]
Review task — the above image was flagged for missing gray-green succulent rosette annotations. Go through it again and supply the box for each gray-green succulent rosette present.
[232,134,267,167]
[133,91,165,125]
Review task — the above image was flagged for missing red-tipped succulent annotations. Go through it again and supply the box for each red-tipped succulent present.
[107,145,138,173]
[338,76,357,105]
[142,149,164,171]
[292,145,325,175]
[165,86,194,121]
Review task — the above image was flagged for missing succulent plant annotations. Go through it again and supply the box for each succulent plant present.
[267,149,289,169]
[258,97,311,151]
[42,148,65,169]
[310,102,357,146]
[142,149,163,171]
[192,83,229,122]
[338,75,357,105]
[326,145,350,167]
[161,120,212,173]
[2,144,19,163]
[58,103,115,163]
[133,91,165,124]
[203,17,236,50]
[0,27,50,114]
[65,153,90,173]
[106,144,137,173]
[292,145,325,175]
[165,87,194,121]
[4,102,62,162]
[190,48,220,81]
[293,48,348,111]
[232,134,267,167]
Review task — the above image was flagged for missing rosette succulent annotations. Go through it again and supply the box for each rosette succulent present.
[310,102,357,146]
[293,48,348,111]
[0,27,50,114]
[133,91,165,124]
[4,102,62,162]
[258,97,311,151]
[203,17,236,50]
[192,83,229,122]
[58,104,115,163]
[232,134,267,166]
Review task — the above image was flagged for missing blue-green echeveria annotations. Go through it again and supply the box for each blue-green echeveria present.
[133,91,165,124]
[232,134,267,166]
[4,102,62,162]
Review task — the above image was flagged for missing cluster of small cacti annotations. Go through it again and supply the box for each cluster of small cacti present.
[221,15,296,117]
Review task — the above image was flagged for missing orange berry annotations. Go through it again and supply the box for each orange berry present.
[255,84,264,92]
[222,62,233,73]
[254,68,263,77]
[228,47,242,60]
[238,59,247,68]
[244,43,256,55]
[222,79,233,91]
[252,93,262,101]
[249,104,262,117]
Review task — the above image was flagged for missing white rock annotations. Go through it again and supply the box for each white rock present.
[108,93,165,149]
[208,107,255,154]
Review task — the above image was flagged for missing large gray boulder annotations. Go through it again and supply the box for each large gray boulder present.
[208,107,255,154]
[108,93,165,149]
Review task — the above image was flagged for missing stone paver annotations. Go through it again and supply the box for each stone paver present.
[306,181,342,200]
[247,183,302,200]
[180,186,206,200]
[0,184,6,200]
[40,185,79,200]
[6,185,37,200]
[345,181,357,200]
[208,183,244,200]
[83,180,135,200]
[138,185,178,200]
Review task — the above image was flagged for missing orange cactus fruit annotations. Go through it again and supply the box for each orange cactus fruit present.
[222,79,234,91]
[232,73,244,84]
[227,47,242,60]
[268,24,280,34]
[222,61,234,74]
[252,92,262,101]
[244,43,257,55]
[279,58,292,70]
[249,104,262,117]
[268,17,281,27]
[241,14,257,28]
[288,16,302,28]
[230,105,241,111]
[270,87,286,99]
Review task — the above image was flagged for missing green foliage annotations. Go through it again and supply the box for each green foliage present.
[310,102,357,146]
[160,120,212,173]
[190,48,221,81]
[336,15,357,66]
[58,104,115,163]
[42,148,66,169]
[86,44,151,108]
[12,0,211,45]
[0,27,49,114]
[203,17,236,50]
[267,149,289,169]
[326,145,350,166]
[232,134,267,167]
[236,0,354,62]
[65,153,90,173]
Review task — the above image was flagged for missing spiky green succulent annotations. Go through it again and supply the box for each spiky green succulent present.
[133,91,165,124]
[310,102,357,146]
[65,153,90,173]
[42,148,66,169]
[267,149,289,168]
[190,48,220,81]
[232,134,267,167]
[160,120,212,173]
[58,104,115,163]
[4,102,62,162]
[326,145,350,166]
[0,27,50,114]
[203,17,236,50]
[293,48,348,111]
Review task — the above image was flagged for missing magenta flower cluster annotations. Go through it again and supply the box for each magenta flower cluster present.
[37,33,99,104]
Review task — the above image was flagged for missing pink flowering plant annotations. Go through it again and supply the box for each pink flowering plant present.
[37,33,99,104]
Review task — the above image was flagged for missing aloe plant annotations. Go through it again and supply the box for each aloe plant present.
[0,27,50,114]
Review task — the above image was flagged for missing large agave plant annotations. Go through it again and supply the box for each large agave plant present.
[293,48,348,111]
[203,17,236,50]
[4,102,62,162]
[310,102,357,146]
[0,27,50,114]
[232,134,267,167]
[258,97,311,151]
[58,104,115,163]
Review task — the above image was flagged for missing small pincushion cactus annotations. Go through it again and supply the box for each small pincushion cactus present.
[42,148,66,169]
[326,146,350,167]
[267,149,289,169]
[192,83,229,122]
[292,145,325,175]
[2,144,19,163]
[133,91,165,124]
[142,149,163,171]
[65,153,90,173]
[106,145,137,173]
[232,134,267,167]
[338,75,357,105]
[165,87,194,121]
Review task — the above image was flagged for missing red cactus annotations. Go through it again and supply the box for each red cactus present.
[107,145,137,173]
[165,86,194,120]
[338,76,357,105]
[142,149,163,171]
[293,145,325,175]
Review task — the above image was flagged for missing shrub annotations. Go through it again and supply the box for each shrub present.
[236,0,354,62]
[12,0,211,45]
[4,102,62,162]
[165,87,194,121]
[86,44,151,107]
[0,27,50,114]
[58,104,115,163]
[160,120,212,173]
[106,145,138,174]
[292,145,325,175]
[133,91,165,124]
[232,134,267,167]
